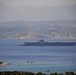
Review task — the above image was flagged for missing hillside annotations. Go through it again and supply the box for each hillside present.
[0,19,76,39]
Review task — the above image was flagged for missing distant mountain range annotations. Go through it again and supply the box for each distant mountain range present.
[0,3,76,22]
[0,19,76,39]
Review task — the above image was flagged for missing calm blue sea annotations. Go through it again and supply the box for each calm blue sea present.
[0,39,76,73]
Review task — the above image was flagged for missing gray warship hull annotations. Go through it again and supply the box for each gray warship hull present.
[20,40,76,46]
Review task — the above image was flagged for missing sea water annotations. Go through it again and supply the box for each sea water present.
[0,39,76,73]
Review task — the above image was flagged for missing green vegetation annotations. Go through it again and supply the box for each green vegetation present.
[0,71,76,75]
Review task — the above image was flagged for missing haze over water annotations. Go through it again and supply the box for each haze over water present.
[0,39,76,73]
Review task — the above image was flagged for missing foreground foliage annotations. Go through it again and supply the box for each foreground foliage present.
[0,71,76,75]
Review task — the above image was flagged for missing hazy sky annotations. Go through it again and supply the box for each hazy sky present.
[0,0,76,6]
[0,0,76,22]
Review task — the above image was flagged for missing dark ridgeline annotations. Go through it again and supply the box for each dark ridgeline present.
[19,40,76,46]
[0,71,76,75]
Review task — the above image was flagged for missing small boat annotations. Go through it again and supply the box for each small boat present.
[45,70,50,72]
[26,61,33,63]
[0,62,11,66]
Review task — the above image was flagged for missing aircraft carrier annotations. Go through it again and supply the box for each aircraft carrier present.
[19,40,76,46]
